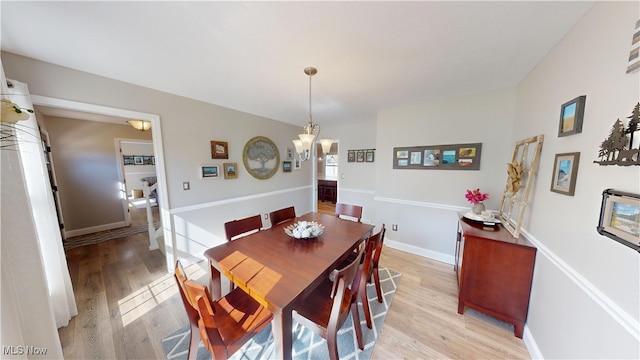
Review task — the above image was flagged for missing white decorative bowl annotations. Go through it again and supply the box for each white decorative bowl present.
[284,221,324,239]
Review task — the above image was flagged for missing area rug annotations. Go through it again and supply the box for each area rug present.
[63,221,161,250]
[162,268,402,360]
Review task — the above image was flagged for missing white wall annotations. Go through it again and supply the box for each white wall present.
[513,2,639,358]
[374,87,517,262]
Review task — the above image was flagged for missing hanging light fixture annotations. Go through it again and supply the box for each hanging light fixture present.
[293,66,333,161]
[127,119,151,132]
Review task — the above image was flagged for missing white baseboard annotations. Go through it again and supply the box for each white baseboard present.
[64,220,128,238]
[385,237,455,265]
[523,325,543,359]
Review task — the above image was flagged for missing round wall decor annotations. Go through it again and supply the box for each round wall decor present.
[243,136,280,180]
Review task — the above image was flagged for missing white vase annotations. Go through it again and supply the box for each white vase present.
[471,203,485,215]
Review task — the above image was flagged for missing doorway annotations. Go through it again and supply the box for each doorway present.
[30,95,168,253]
[317,140,338,215]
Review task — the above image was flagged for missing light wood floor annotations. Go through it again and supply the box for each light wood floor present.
[59,205,530,359]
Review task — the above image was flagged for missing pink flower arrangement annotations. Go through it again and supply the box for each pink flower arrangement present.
[465,188,489,205]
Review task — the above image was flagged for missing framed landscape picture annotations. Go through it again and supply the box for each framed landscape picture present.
[223,162,238,179]
[201,165,219,178]
[558,96,586,137]
[550,152,580,196]
[597,189,640,251]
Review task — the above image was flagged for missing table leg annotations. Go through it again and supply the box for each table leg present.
[272,308,293,360]
[209,262,221,300]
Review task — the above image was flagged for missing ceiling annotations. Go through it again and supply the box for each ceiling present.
[1,1,596,127]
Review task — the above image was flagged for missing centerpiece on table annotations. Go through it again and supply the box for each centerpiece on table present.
[284,221,324,240]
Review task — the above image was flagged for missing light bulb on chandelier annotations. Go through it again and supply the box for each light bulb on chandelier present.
[293,66,332,162]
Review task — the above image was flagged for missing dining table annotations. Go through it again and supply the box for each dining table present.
[204,212,375,360]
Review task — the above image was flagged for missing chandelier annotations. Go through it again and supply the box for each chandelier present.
[292,67,333,161]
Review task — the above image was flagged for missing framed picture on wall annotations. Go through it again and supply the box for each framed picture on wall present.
[558,95,586,137]
[211,140,229,159]
[550,152,580,196]
[134,156,143,165]
[201,165,219,178]
[223,162,238,179]
[366,150,375,162]
[283,161,292,172]
[597,189,640,251]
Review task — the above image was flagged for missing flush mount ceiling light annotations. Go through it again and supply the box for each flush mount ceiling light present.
[292,67,333,161]
[127,119,151,132]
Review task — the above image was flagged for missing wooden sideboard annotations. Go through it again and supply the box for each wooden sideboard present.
[455,213,537,338]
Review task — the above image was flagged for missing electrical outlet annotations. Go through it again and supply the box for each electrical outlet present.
[264,213,269,220]
[182,181,190,190]
[392,224,398,231]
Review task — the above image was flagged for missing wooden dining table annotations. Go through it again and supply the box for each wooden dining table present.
[204,212,375,360]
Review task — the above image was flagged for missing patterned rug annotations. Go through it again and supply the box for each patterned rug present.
[63,221,161,250]
[162,268,402,360]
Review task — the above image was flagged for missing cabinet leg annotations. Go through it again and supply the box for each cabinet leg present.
[457,302,465,315]
[514,322,524,338]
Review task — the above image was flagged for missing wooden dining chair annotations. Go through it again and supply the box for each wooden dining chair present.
[174,260,202,360]
[292,246,366,360]
[224,214,262,241]
[368,224,387,303]
[269,206,296,226]
[358,224,386,329]
[335,203,363,223]
[182,278,274,360]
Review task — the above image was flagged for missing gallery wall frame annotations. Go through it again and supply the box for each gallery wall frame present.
[201,164,219,178]
[597,189,640,252]
[211,140,229,159]
[243,136,280,180]
[558,95,586,137]
[392,143,482,170]
[223,162,238,179]
[283,161,292,172]
[550,152,580,196]
[347,149,375,163]
[123,155,155,165]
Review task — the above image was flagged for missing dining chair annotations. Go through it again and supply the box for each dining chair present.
[358,224,386,329]
[335,202,363,223]
[269,206,296,226]
[174,260,202,360]
[182,278,274,360]
[292,245,366,360]
[224,214,262,241]
[368,224,386,303]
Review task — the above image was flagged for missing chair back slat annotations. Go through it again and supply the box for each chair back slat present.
[224,214,262,241]
[174,260,203,360]
[269,206,296,226]
[335,203,363,223]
